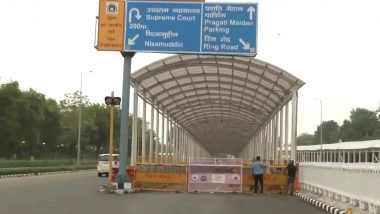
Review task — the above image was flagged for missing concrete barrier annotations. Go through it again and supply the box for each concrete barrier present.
[296,193,348,214]
[299,162,380,214]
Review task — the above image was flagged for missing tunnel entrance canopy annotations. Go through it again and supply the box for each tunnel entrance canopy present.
[131,55,304,157]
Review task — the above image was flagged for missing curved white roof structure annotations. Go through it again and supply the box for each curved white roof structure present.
[131,54,304,155]
[297,139,380,151]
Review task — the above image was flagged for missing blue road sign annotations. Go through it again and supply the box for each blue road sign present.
[124,1,257,56]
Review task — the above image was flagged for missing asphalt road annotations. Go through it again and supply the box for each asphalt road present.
[0,171,325,214]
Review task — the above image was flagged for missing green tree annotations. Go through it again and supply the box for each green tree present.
[40,98,61,155]
[340,108,380,141]
[85,103,117,158]
[351,108,380,140]
[0,82,157,160]
[297,133,314,145]
[58,91,94,158]
[0,82,61,159]
[340,119,357,141]
[18,89,47,157]
[314,120,340,144]
[0,82,24,158]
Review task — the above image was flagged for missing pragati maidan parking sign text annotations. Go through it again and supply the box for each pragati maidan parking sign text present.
[124,1,257,56]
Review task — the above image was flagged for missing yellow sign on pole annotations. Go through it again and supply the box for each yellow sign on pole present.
[97,0,125,51]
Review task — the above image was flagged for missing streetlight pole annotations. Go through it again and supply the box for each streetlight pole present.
[317,99,323,162]
[77,71,92,166]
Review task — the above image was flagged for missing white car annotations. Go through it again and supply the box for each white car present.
[97,154,119,177]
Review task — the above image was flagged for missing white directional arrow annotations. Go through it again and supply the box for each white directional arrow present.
[128,34,140,46]
[129,8,141,23]
[247,6,255,21]
[239,38,250,50]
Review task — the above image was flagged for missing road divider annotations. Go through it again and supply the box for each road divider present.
[0,166,95,179]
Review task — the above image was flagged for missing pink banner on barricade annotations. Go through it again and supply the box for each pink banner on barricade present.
[188,158,243,193]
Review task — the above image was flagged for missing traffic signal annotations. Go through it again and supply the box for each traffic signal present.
[104,96,121,106]
[105,96,113,105]
[113,97,121,105]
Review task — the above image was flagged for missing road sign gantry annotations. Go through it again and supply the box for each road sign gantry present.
[95,0,258,190]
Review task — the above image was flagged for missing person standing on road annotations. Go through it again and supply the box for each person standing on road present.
[284,160,297,195]
[252,156,266,194]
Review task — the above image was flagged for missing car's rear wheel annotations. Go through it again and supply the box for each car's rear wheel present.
[98,173,102,177]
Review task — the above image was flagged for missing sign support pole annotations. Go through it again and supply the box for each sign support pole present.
[117,52,135,189]
[108,91,115,185]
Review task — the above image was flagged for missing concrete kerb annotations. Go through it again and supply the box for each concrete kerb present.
[296,193,348,214]
[0,169,94,179]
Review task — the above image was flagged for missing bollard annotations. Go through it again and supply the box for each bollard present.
[347,208,353,214]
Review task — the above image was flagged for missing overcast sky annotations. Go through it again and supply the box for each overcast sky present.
[1,0,379,135]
